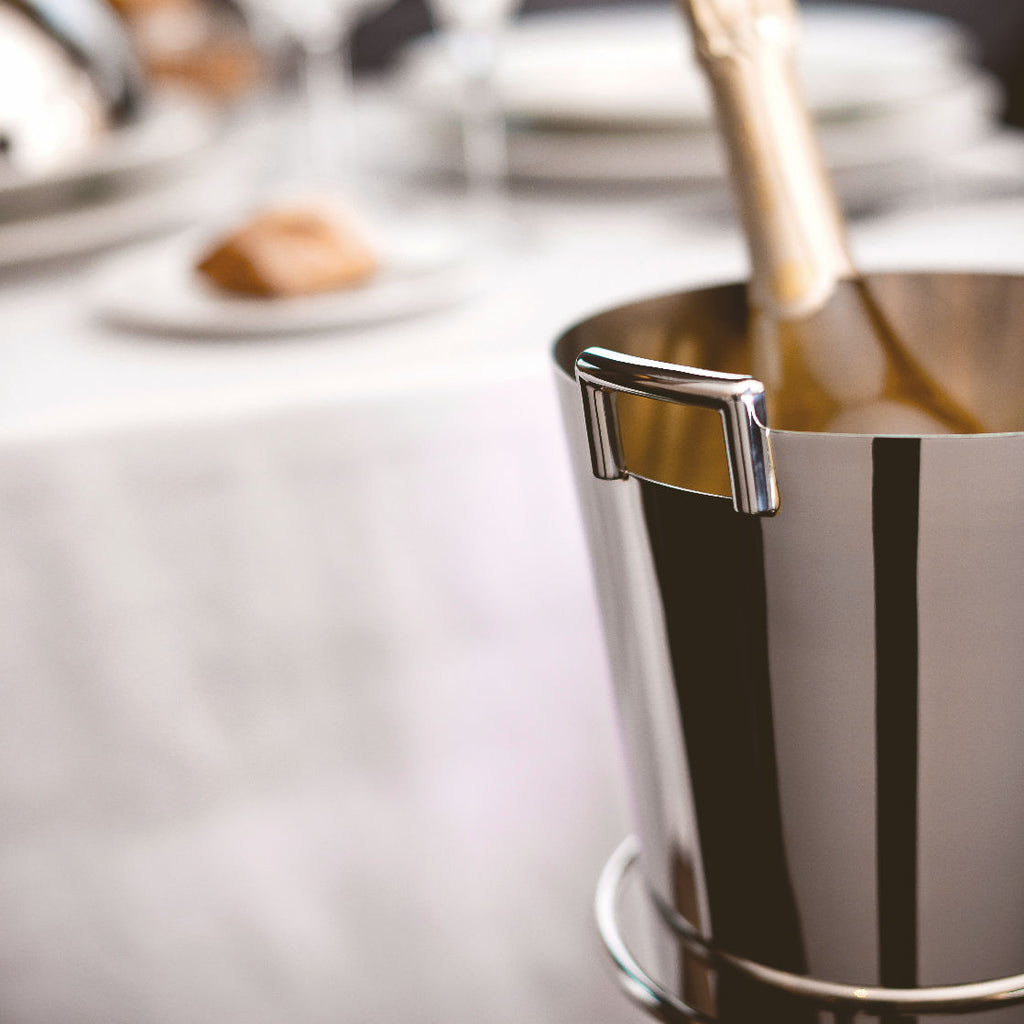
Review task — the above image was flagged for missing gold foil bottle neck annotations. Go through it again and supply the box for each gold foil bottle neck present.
[675,0,984,433]
[679,0,852,321]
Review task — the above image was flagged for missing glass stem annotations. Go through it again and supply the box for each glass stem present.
[452,28,509,223]
[299,24,355,195]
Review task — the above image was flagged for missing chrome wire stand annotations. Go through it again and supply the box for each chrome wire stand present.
[596,836,1024,1022]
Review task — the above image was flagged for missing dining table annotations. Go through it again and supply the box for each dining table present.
[3,45,1024,1023]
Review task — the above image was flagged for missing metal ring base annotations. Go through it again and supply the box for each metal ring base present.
[596,836,1024,1021]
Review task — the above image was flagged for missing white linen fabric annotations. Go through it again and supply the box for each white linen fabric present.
[0,370,640,1024]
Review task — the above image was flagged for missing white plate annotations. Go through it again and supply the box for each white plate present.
[397,2,978,129]
[91,226,481,337]
[374,64,999,185]
[0,91,223,220]
[0,176,207,270]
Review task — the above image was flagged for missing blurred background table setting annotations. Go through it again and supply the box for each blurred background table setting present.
[378,1,1015,204]
[3,0,1024,1022]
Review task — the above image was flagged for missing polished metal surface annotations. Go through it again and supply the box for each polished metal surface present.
[555,272,1024,1023]
[0,0,142,176]
[596,835,710,1024]
[575,347,778,516]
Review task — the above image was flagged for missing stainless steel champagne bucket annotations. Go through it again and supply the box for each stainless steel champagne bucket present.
[554,271,1024,1023]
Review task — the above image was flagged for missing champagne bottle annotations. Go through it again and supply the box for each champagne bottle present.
[677,0,982,434]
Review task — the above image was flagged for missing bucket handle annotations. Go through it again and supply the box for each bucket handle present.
[574,347,780,516]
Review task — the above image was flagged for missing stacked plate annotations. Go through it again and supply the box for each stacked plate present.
[392,2,1005,193]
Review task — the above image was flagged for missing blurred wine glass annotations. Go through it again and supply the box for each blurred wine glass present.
[426,0,520,232]
[238,0,393,196]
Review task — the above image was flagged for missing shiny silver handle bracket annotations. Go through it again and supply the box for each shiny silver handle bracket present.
[575,347,780,516]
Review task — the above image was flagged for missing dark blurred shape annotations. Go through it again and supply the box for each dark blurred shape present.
[353,0,1024,128]
[352,0,433,71]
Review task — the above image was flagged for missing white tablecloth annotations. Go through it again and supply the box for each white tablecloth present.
[0,367,639,1024]
[3,183,1024,1023]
